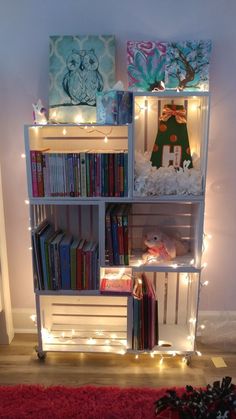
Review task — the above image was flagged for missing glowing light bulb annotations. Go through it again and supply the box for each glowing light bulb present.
[200,324,206,330]
[190,103,199,112]
[28,246,32,251]
[159,357,163,365]
[30,314,36,322]
[87,338,96,345]
[25,199,29,205]
[202,262,208,269]
[28,226,32,231]
[62,128,67,136]
[196,351,202,356]
[21,153,26,158]
[104,136,108,143]
[134,115,140,120]
[202,280,209,286]
[135,354,139,359]
[150,352,155,358]
[74,114,83,124]
[172,264,178,269]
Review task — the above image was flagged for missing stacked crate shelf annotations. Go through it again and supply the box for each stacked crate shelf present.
[25,91,210,360]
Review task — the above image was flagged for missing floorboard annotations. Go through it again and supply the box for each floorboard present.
[0,334,235,388]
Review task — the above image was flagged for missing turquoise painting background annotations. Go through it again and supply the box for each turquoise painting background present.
[49,35,116,122]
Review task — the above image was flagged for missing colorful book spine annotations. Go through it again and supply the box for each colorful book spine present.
[111,207,120,265]
[30,150,38,197]
[108,153,114,196]
[105,204,115,265]
[80,152,87,197]
[124,152,128,197]
[36,151,44,197]
[60,235,73,289]
[70,238,80,290]
[76,239,86,290]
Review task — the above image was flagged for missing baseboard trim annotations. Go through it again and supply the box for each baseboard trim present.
[12,309,236,351]
[13,308,37,334]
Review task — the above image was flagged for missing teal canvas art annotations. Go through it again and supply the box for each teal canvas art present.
[165,40,212,91]
[49,35,116,123]
[127,40,212,92]
[127,41,167,91]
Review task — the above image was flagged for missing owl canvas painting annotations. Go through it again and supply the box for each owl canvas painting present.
[49,35,115,123]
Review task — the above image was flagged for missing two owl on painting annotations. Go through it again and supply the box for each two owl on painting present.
[49,35,116,123]
[63,49,103,106]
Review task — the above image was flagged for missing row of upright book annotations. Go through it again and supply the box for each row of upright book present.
[132,273,159,350]
[32,220,99,291]
[105,203,130,266]
[30,150,128,198]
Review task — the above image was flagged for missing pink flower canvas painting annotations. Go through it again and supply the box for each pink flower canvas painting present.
[127,41,167,91]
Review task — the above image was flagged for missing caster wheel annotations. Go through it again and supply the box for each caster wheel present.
[186,355,191,366]
[35,346,47,361]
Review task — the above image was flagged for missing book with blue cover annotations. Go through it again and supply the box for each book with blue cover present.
[59,235,73,289]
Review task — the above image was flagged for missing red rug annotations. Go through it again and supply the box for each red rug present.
[0,385,179,419]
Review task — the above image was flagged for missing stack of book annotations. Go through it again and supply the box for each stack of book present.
[31,220,99,291]
[132,273,159,351]
[105,204,130,266]
[30,150,128,198]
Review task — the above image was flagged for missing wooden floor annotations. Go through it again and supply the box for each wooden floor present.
[0,334,235,388]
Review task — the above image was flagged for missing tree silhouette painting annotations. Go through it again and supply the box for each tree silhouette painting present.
[165,40,212,91]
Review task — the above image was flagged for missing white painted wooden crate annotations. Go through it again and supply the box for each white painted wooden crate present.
[133,92,210,184]
[128,271,200,354]
[127,201,204,269]
[37,294,132,354]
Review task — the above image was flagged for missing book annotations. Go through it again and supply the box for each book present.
[110,205,120,265]
[30,150,38,197]
[39,223,55,290]
[124,152,128,196]
[76,239,86,289]
[122,204,130,265]
[116,204,128,265]
[70,238,80,290]
[48,231,64,290]
[36,151,44,197]
[105,204,115,265]
[80,152,87,197]
[31,220,49,290]
[59,235,73,289]
[100,274,132,295]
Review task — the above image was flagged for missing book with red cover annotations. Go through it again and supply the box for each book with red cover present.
[100,275,132,295]
[36,150,44,197]
[76,239,86,290]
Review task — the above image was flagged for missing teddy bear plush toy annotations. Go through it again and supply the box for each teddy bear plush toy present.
[142,230,189,263]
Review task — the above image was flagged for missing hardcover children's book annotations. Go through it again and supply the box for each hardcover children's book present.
[100,274,132,295]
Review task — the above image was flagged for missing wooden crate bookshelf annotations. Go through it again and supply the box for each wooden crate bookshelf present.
[24,91,210,361]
